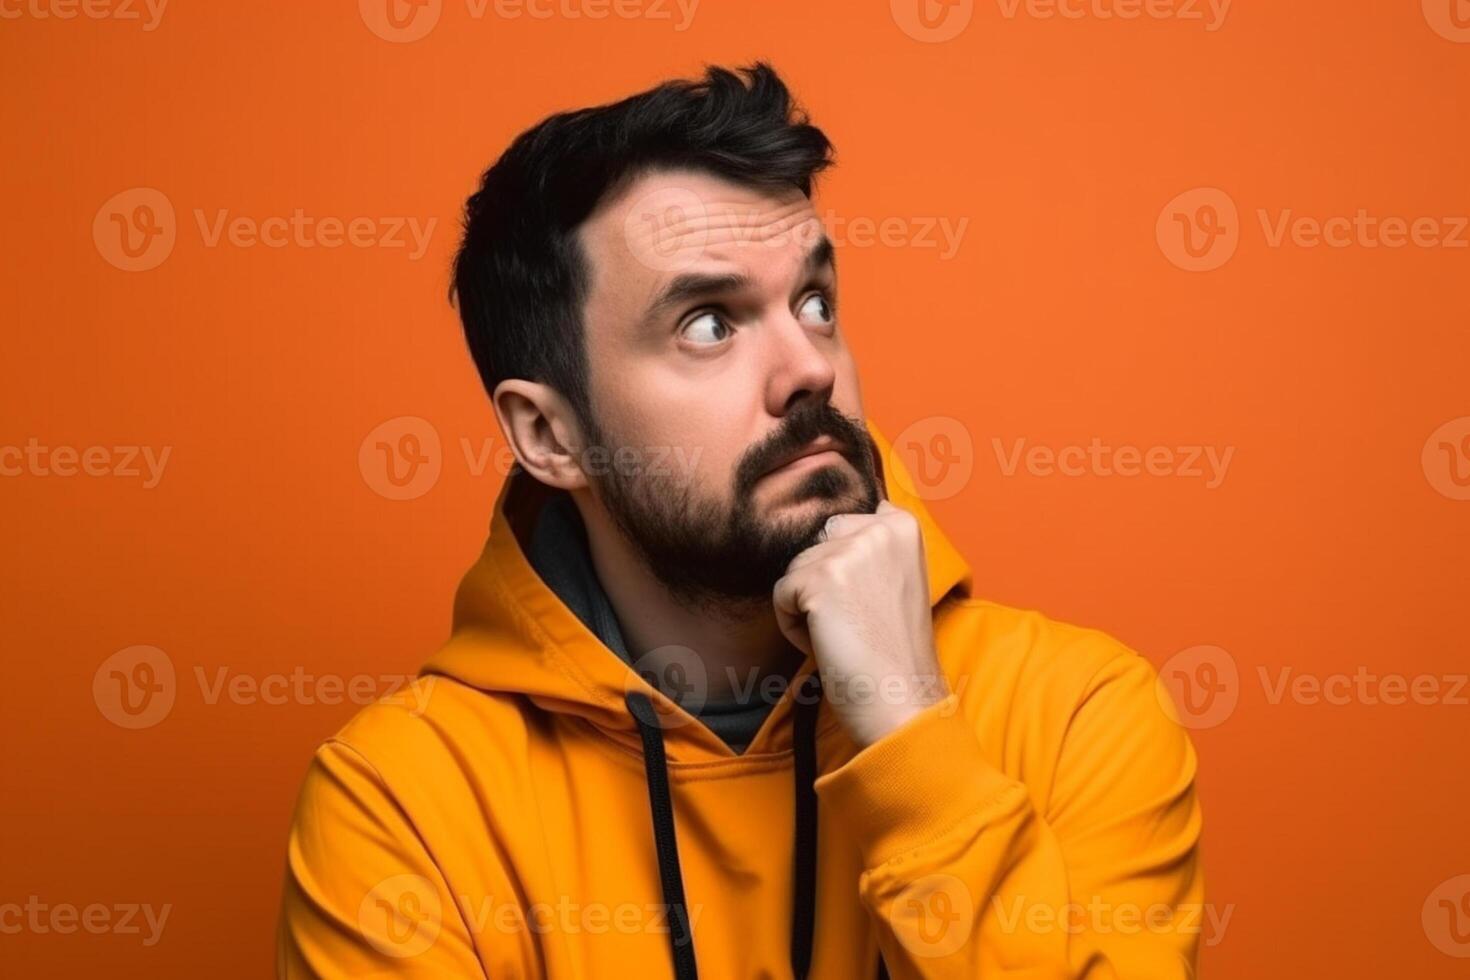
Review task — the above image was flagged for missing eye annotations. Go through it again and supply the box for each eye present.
[797,292,835,328]
[679,311,732,346]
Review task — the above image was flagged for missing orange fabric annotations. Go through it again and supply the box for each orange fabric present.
[277,420,1204,977]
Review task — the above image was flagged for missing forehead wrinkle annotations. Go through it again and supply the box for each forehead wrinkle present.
[588,184,828,338]
[706,197,818,247]
[626,195,820,251]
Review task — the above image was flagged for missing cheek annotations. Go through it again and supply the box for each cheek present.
[661,412,747,497]
[828,348,864,416]
[613,364,754,470]
[595,394,741,497]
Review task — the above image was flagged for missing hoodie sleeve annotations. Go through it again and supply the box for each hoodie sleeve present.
[276,738,487,978]
[814,649,1205,979]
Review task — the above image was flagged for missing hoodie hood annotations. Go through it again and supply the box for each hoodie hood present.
[421,417,973,761]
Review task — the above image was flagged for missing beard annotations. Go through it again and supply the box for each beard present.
[582,401,882,613]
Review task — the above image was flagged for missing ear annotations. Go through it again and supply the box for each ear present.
[491,379,589,491]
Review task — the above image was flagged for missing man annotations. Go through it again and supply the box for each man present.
[278,63,1204,978]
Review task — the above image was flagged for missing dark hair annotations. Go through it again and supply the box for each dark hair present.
[450,62,834,427]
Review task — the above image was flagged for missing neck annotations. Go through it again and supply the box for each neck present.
[573,489,804,703]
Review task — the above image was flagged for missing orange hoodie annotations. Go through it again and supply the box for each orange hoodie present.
[277,420,1205,978]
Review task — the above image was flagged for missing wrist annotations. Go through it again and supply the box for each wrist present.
[837,667,950,748]
[815,693,1026,871]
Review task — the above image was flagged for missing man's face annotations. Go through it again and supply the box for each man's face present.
[573,168,880,607]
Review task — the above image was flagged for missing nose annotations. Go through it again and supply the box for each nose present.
[763,312,837,418]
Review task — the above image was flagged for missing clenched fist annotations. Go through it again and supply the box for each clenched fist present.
[773,499,948,747]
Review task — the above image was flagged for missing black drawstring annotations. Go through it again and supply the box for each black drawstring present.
[790,673,821,980]
[627,677,887,979]
[627,691,700,980]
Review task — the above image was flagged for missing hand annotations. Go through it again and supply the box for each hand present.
[773,500,948,747]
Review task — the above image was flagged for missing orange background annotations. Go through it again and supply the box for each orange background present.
[3,1,1468,976]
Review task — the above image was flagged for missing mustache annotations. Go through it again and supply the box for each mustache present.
[734,403,872,494]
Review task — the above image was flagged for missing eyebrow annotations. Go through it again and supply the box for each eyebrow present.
[642,234,837,322]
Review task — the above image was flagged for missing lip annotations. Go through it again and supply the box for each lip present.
[761,437,846,478]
